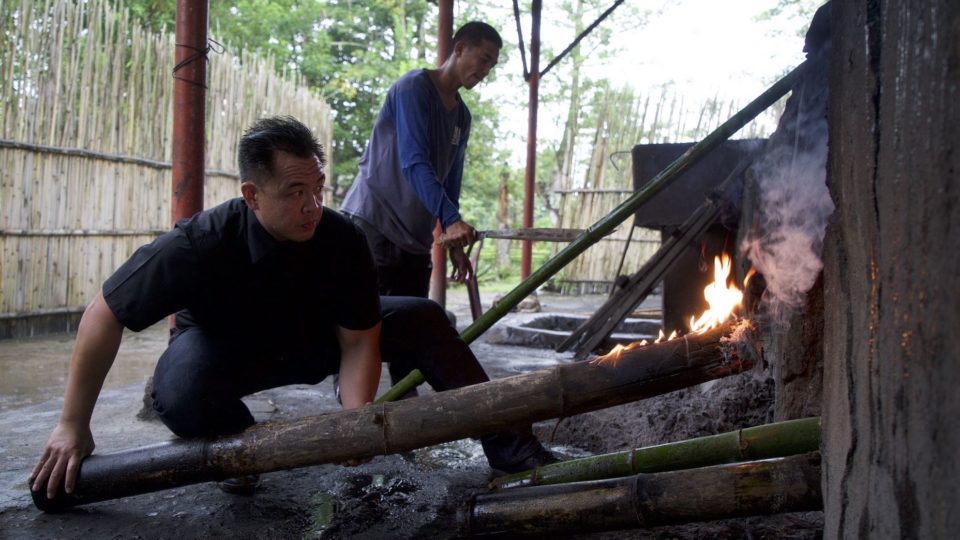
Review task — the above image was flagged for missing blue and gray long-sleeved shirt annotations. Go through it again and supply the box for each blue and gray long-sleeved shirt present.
[340,69,470,255]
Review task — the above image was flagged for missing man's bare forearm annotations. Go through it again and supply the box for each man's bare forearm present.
[60,292,124,426]
[336,324,382,409]
[31,292,125,497]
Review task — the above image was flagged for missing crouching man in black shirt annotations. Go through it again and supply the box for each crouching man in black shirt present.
[30,116,554,499]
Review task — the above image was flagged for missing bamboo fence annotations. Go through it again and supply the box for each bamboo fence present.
[553,84,781,293]
[0,0,332,337]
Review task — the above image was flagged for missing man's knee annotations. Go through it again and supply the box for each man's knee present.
[381,296,453,333]
[151,330,253,438]
[151,384,210,438]
[152,380,253,438]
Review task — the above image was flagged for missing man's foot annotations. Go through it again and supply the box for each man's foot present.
[218,474,261,496]
[489,446,560,478]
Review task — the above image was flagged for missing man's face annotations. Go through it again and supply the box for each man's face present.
[242,150,325,243]
[457,39,500,89]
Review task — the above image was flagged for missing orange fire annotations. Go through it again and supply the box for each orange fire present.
[592,254,745,366]
[688,254,743,334]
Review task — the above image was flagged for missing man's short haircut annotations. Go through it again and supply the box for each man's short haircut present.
[452,21,502,50]
[238,116,326,186]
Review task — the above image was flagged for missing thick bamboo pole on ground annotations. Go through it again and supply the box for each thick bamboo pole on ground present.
[491,417,820,489]
[460,452,822,537]
[32,319,758,511]
[378,61,808,403]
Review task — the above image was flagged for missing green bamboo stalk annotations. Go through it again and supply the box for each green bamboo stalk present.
[461,452,823,537]
[490,417,820,490]
[377,60,808,403]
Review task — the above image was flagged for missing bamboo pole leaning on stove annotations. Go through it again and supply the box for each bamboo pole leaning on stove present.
[490,417,821,490]
[33,319,758,511]
[460,452,822,537]
[379,60,809,403]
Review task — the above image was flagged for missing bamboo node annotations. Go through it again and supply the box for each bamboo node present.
[376,403,390,454]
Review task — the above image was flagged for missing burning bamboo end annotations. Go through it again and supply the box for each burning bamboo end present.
[32,319,760,512]
[460,452,822,537]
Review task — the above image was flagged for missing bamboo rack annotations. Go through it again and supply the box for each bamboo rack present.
[553,83,783,290]
[378,60,808,403]
[32,319,758,511]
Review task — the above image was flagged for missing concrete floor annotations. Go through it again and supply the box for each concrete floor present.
[0,289,635,539]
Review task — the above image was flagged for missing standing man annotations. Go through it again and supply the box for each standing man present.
[30,116,554,502]
[340,21,502,296]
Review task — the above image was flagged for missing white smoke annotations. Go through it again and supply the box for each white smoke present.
[740,124,833,324]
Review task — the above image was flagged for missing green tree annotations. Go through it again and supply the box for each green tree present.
[757,0,823,38]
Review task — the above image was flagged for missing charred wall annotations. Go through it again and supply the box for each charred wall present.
[736,5,832,422]
[823,1,960,538]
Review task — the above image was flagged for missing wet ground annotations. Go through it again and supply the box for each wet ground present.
[0,288,822,538]
[0,290,603,538]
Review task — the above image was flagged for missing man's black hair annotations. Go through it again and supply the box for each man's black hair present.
[452,21,502,50]
[238,116,326,185]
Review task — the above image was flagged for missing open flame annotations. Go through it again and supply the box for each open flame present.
[592,254,745,366]
[688,254,743,334]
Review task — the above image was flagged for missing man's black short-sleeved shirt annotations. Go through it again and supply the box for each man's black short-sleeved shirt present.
[102,198,381,352]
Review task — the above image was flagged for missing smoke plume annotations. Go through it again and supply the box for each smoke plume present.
[740,105,833,325]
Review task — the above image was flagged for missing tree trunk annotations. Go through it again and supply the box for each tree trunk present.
[823,1,960,538]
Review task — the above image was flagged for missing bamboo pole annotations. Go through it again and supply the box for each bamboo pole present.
[491,417,820,490]
[32,319,758,511]
[378,61,807,403]
[460,452,822,537]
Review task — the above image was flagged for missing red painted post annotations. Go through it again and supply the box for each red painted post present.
[521,0,542,279]
[429,0,454,306]
[171,0,208,226]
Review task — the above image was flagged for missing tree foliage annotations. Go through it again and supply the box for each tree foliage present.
[118,0,651,234]
[124,0,438,195]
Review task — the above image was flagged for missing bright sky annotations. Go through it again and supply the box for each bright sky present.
[476,0,814,165]
[596,0,809,96]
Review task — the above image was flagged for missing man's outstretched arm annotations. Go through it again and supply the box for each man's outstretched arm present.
[335,322,382,410]
[30,291,124,499]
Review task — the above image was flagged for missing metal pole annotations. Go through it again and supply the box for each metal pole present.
[171,0,208,225]
[429,0,454,306]
[520,0,541,279]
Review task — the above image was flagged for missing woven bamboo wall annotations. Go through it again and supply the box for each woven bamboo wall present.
[0,0,333,337]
